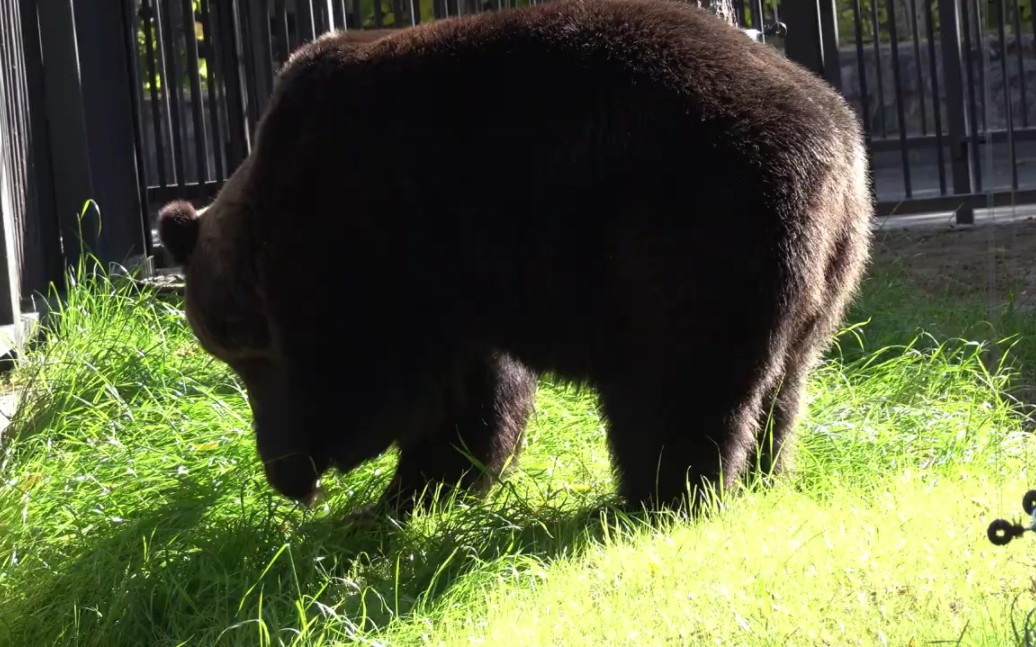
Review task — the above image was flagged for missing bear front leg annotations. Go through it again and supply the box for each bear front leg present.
[379,351,538,516]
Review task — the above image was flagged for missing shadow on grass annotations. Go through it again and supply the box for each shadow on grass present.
[2,276,644,642]
[1,453,635,644]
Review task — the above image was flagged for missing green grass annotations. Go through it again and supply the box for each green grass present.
[842,252,1036,395]
[2,255,1036,646]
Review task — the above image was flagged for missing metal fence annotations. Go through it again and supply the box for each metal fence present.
[0,0,48,325]
[130,0,547,211]
[3,0,1036,337]
[134,0,1036,226]
[831,0,1036,220]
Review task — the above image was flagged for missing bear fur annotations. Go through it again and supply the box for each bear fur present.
[157,0,874,516]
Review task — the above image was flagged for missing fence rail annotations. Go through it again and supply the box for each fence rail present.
[3,0,1036,338]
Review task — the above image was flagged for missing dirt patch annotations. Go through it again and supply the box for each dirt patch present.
[870,217,1036,409]
[871,217,1036,310]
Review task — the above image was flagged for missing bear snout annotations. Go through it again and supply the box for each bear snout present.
[251,402,328,503]
[261,452,323,504]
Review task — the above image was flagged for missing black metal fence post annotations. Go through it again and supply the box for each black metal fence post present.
[36,0,149,272]
[242,1,275,129]
[35,0,92,272]
[0,0,26,327]
[818,0,843,92]
[19,0,61,297]
[123,0,153,255]
[783,0,842,90]
[3,0,63,316]
[937,0,976,224]
[213,0,250,170]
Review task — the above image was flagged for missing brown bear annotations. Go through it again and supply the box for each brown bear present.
[157,0,873,517]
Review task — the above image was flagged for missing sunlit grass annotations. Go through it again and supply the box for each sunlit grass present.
[1,248,1036,646]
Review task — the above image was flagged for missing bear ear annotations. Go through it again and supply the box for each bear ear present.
[157,200,201,265]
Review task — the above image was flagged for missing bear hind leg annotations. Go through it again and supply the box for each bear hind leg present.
[751,230,872,483]
[599,366,772,517]
[751,349,812,482]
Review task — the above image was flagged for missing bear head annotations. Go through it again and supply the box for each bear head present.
[157,158,330,506]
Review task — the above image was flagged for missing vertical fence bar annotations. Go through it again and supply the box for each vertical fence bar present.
[350,0,363,29]
[38,0,149,268]
[909,0,927,134]
[851,0,874,190]
[238,1,261,132]
[181,0,210,191]
[315,1,329,33]
[273,0,290,64]
[312,1,325,33]
[18,0,63,297]
[938,0,976,223]
[121,0,153,255]
[783,0,825,76]
[287,4,301,53]
[1012,0,1028,127]
[1031,0,1036,124]
[884,0,912,196]
[249,0,274,114]
[996,0,1019,189]
[923,0,947,194]
[869,0,887,138]
[0,0,23,326]
[36,0,95,270]
[323,0,333,28]
[818,0,842,91]
[333,0,347,29]
[199,0,226,181]
[79,0,150,264]
[325,0,336,28]
[213,0,248,168]
[960,0,983,191]
[9,0,35,290]
[140,0,170,189]
[235,0,257,151]
[158,0,187,188]
[969,0,988,137]
[298,0,317,40]
[783,0,841,93]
